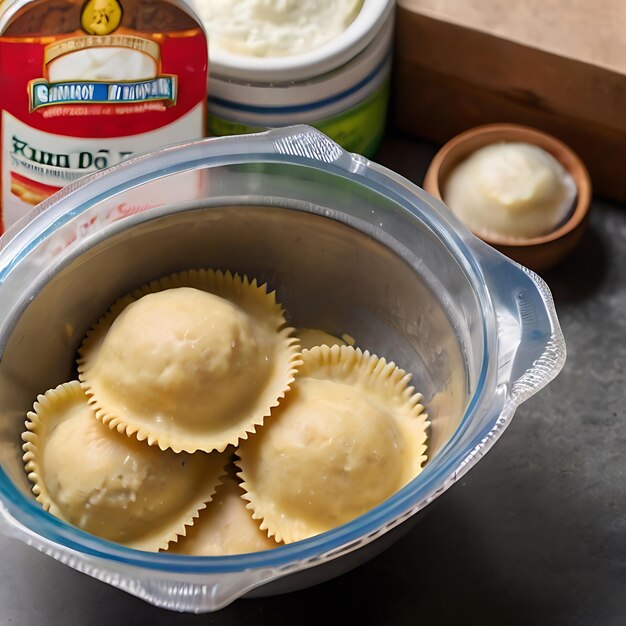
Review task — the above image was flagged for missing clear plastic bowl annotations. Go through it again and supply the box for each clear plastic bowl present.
[0,126,565,613]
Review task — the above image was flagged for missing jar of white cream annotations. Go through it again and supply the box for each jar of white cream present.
[190,0,395,157]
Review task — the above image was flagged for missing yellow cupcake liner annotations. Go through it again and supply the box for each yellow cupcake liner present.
[22,380,227,552]
[237,344,430,544]
[77,269,302,453]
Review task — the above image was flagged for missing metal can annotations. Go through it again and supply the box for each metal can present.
[0,0,208,234]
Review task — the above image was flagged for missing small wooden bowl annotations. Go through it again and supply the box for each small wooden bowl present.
[423,123,592,272]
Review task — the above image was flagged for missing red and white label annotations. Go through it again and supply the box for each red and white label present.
[0,27,208,234]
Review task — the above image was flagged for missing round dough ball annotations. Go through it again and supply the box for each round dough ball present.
[241,377,405,540]
[78,277,300,453]
[24,381,225,551]
[92,287,270,428]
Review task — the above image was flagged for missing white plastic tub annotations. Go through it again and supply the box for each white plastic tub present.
[196,0,395,156]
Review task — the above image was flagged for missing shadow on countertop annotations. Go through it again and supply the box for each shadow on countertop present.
[539,220,610,306]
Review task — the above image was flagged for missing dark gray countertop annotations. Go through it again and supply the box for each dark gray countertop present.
[1,133,624,626]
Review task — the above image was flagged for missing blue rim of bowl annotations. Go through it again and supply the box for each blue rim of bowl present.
[0,130,499,575]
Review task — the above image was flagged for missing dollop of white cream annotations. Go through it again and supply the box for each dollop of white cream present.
[192,0,363,57]
[443,142,577,239]
[48,48,157,82]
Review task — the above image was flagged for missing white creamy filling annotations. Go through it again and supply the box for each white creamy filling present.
[443,142,577,239]
[48,48,157,82]
[192,0,363,57]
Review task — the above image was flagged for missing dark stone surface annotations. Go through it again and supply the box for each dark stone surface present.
[1,133,624,626]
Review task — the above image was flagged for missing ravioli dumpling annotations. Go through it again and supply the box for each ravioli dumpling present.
[22,381,226,551]
[78,270,301,453]
[237,345,429,543]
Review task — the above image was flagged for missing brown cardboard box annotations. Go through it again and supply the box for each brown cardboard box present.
[393,0,626,202]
